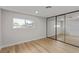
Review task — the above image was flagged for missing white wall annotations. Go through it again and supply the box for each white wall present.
[1,10,46,48]
[0,9,2,46]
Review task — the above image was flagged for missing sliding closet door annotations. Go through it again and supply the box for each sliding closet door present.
[47,17,56,39]
[57,15,65,41]
[65,12,79,46]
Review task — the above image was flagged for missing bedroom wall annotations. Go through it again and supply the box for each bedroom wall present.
[1,10,46,48]
[0,9,2,46]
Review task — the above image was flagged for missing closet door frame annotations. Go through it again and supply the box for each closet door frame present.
[55,16,57,40]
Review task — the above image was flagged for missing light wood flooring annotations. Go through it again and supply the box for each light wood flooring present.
[0,38,79,53]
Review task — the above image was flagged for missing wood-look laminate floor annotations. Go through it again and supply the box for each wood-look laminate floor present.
[0,38,79,53]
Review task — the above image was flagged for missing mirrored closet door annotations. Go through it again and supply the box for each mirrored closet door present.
[47,11,79,47]
[65,12,79,46]
[47,17,56,39]
[57,15,65,41]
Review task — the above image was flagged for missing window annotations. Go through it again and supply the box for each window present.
[26,20,33,27]
[13,18,33,29]
[13,18,25,29]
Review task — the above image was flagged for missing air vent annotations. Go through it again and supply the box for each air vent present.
[46,6,52,8]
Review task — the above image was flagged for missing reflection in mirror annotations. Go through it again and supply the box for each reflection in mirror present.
[57,15,65,41]
[47,17,56,39]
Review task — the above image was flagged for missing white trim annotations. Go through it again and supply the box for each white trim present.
[0,37,46,48]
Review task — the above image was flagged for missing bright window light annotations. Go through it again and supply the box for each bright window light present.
[13,18,33,29]
[54,25,60,28]
[35,10,39,14]
[13,18,25,29]
[26,20,32,24]
[26,20,33,27]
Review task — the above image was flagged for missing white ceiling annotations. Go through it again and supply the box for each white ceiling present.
[0,6,79,18]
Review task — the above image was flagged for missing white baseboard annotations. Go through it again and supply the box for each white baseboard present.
[0,37,46,48]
